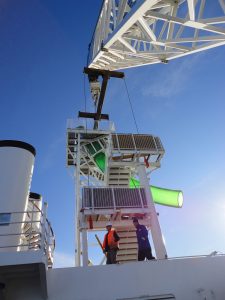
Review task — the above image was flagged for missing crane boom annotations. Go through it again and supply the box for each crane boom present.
[88,0,225,70]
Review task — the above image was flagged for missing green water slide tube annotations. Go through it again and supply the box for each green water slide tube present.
[86,143,183,208]
[129,178,183,208]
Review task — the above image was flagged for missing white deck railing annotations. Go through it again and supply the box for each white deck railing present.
[0,203,55,268]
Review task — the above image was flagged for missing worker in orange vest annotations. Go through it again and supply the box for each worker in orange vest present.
[102,222,120,264]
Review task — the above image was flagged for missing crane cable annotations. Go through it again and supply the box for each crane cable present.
[123,77,139,134]
[83,73,88,131]
[83,73,90,186]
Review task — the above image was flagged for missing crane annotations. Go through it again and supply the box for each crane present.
[88,0,225,70]
[83,0,225,128]
[67,1,225,267]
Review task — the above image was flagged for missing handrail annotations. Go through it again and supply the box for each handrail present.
[0,220,41,225]
[0,210,42,214]
[67,118,115,132]
[31,201,55,252]
[46,218,56,251]
[0,244,41,249]
[0,232,41,237]
[0,203,55,268]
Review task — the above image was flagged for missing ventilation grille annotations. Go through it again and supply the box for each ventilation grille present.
[82,187,147,209]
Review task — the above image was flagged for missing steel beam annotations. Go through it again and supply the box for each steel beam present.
[88,1,225,70]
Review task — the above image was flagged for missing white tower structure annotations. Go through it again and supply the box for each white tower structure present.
[67,121,167,266]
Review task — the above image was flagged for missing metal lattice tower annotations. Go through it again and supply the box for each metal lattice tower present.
[89,0,225,70]
[66,123,168,266]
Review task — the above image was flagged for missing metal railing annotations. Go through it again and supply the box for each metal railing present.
[82,186,148,210]
[67,118,115,132]
[112,133,164,153]
[0,203,55,268]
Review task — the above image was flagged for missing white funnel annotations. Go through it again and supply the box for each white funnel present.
[0,140,36,252]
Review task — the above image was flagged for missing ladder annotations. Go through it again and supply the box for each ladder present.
[117,227,138,263]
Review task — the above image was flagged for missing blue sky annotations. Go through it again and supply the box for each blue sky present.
[0,1,225,267]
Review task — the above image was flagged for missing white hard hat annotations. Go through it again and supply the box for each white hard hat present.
[106,221,112,227]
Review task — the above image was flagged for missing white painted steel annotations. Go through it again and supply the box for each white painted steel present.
[75,133,81,267]
[89,0,225,70]
[81,228,88,267]
[8,255,223,300]
[0,144,35,252]
[137,164,167,259]
[28,194,42,230]
[67,125,167,265]
[67,128,112,266]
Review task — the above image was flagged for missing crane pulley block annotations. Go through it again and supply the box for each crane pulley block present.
[83,67,124,129]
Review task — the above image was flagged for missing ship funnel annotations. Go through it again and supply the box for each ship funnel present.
[0,140,36,251]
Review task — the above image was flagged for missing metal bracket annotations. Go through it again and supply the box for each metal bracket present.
[80,68,124,129]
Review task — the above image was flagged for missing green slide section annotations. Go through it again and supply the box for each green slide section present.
[130,178,183,208]
[86,143,183,208]
[86,142,106,172]
[95,153,106,172]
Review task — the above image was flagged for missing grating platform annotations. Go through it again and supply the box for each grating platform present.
[66,129,165,167]
[82,187,147,210]
[112,133,164,153]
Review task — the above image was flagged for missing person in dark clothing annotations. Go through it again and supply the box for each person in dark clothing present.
[102,222,120,264]
[133,217,155,261]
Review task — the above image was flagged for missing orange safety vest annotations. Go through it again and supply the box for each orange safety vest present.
[102,229,119,250]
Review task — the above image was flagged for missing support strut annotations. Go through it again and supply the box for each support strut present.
[79,68,124,129]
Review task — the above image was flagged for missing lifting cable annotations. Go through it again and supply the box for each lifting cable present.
[83,73,88,131]
[123,77,139,134]
[83,73,90,186]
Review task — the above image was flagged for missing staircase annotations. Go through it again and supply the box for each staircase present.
[108,165,138,263]
[20,202,55,268]
[108,166,131,187]
[116,227,138,264]
[22,222,41,250]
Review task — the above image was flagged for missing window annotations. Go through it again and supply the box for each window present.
[0,213,11,226]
